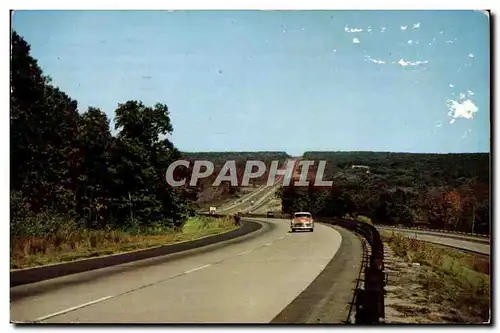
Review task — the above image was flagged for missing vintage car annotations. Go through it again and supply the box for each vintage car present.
[290,211,314,232]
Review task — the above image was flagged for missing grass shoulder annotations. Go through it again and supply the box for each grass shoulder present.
[381,231,490,323]
[11,215,237,270]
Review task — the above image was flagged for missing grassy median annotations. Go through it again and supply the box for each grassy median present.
[381,231,490,323]
[11,215,237,270]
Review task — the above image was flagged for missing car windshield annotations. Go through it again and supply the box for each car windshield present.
[294,213,311,218]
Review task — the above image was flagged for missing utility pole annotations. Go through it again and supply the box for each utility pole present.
[471,201,476,235]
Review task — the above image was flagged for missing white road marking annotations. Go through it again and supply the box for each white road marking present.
[184,264,211,274]
[238,250,253,256]
[265,242,272,246]
[35,296,113,322]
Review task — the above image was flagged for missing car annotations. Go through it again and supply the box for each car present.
[290,211,314,232]
[267,211,274,217]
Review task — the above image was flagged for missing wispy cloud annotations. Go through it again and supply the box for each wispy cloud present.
[436,122,442,128]
[462,130,468,139]
[345,26,364,33]
[446,99,479,123]
[397,58,429,67]
[381,26,386,32]
[445,40,454,44]
[367,26,372,32]
[468,53,475,58]
[365,55,386,64]
[352,38,360,44]
[449,84,454,88]
[401,25,408,30]
[467,90,475,96]
[413,22,421,29]
[407,40,413,44]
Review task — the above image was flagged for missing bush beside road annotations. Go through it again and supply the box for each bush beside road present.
[11,215,236,270]
[381,231,490,323]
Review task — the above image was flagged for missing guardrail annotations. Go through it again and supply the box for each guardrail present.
[207,212,385,324]
[325,218,385,324]
[375,224,490,238]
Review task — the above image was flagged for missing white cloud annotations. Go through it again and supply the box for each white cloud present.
[397,58,429,67]
[446,99,479,122]
[401,25,408,30]
[459,92,467,100]
[413,22,421,29]
[440,30,444,34]
[468,53,475,58]
[446,40,454,43]
[352,38,360,44]
[365,55,385,64]
[449,84,454,88]
[468,90,475,96]
[381,27,386,32]
[345,26,364,33]
[416,41,420,45]
[367,27,373,32]
[333,49,337,52]
[407,40,413,44]
[436,123,442,128]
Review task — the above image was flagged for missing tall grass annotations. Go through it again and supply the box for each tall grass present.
[11,215,237,269]
[382,232,490,322]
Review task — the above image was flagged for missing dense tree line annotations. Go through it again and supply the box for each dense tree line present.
[181,152,290,205]
[278,152,490,234]
[10,31,197,236]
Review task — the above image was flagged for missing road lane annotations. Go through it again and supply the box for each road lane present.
[376,226,490,244]
[11,218,342,323]
[378,228,490,255]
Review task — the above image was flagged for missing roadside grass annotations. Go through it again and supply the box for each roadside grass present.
[10,215,236,270]
[343,214,373,225]
[381,231,490,322]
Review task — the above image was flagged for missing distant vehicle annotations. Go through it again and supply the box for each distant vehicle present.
[291,212,314,232]
[209,206,217,215]
[267,211,274,217]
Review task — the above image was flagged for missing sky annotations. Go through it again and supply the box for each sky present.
[12,10,490,156]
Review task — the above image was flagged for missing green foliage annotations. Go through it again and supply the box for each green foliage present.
[281,152,489,234]
[10,31,198,236]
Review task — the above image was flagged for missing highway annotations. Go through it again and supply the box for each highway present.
[11,218,348,324]
[377,226,490,255]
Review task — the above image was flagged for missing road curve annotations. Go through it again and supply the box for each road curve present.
[11,218,343,324]
[377,227,490,255]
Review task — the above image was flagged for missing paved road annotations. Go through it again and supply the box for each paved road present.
[377,227,490,255]
[11,218,343,324]
[217,185,266,213]
[376,226,489,243]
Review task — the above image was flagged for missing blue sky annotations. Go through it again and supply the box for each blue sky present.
[12,10,490,155]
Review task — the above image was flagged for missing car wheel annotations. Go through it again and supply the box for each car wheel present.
[291,229,295,233]
[310,228,314,232]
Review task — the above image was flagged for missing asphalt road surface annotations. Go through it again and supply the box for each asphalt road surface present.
[11,218,343,324]
[377,227,490,255]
